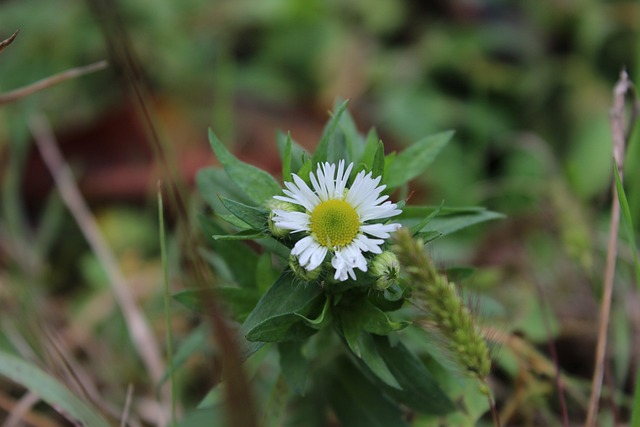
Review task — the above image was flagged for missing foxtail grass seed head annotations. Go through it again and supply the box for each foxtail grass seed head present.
[393,228,491,380]
[271,160,401,282]
[370,251,400,290]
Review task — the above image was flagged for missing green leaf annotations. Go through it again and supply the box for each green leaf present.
[338,105,364,163]
[321,356,409,427]
[256,253,278,293]
[415,231,443,242]
[400,206,504,238]
[179,407,225,427]
[297,295,333,329]
[219,196,269,230]
[340,299,408,388]
[246,295,328,341]
[386,131,454,189]
[216,213,253,230]
[372,141,386,180]
[276,130,307,176]
[212,230,266,241]
[614,164,640,286]
[445,266,476,283]
[311,100,349,165]
[278,341,309,394]
[373,335,455,415]
[196,167,251,211]
[409,201,443,236]
[198,215,258,288]
[359,128,380,169]
[0,350,110,427]
[160,324,209,387]
[240,273,322,357]
[246,314,320,342]
[173,287,261,322]
[209,129,281,205]
[282,132,293,182]
[297,157,313,184]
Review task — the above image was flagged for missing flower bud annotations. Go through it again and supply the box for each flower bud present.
[370,251,400,290]
[268,200,298,238]
[289,254,322,282]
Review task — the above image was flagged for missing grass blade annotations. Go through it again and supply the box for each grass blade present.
[0,350,110,427]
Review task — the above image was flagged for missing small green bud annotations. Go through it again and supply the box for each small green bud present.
[289,254,322,282]
[268,200,298,238]
[370,251,400,290]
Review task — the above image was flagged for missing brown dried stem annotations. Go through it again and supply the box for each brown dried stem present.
[585,69,632,426]
[28,113,168,424]
[0,60,107,106]
[0,30,19,55]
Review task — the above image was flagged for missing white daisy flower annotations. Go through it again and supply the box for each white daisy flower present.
[271,160,402,282]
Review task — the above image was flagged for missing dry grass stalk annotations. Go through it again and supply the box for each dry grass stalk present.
[585,70,634,427]
[28,113,169,425]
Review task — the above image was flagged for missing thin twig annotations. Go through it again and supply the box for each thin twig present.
[28,113,165,402]
[585,69,632,427]
[0,60,107,105]
[0,30,19,55]
[3,392,40,427]
[119,384,134,427]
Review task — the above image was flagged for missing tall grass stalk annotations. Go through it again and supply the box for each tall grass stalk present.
[158,184,177,427]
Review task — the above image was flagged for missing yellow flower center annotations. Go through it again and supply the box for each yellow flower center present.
[310,199,360,248]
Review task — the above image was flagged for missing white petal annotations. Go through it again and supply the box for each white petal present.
[360,223,401,239]
[352,233,383,254]
[290,174,321,210]
[292,236,326,271]
[272,210,310,232]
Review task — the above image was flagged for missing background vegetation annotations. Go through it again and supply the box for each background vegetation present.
[0,0,639,425]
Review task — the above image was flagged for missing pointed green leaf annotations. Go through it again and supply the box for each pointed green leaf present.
[360,128,380,167]
[216,213,253,229]
[372,141,386,180]
[240,273,322,356]
[312,100,349,165]
[410,201,443,236]
[173,287,261,322]
[219,196,268,230]
[278,341,309,395]
[282,132,293,182]
[196,167,252,211]
[247,293,326,341]
[256,253,278,293]
[337,105,364,163]
[400,206,504,238]
[246,314,319,342]
[340,301,405,389]
[276,130,307,176]
[198,214,259,288]
[373,335,455,414]
[209,129,281,205]
[0,350,111,427]
[614,164,640,286]
[160,324,209,387]
[386,131,454,189]
[212,230,266,241]
[297,157,313,184]
[321,356,409,427]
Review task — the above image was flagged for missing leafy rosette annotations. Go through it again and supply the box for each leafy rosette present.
[182,102,503,424]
